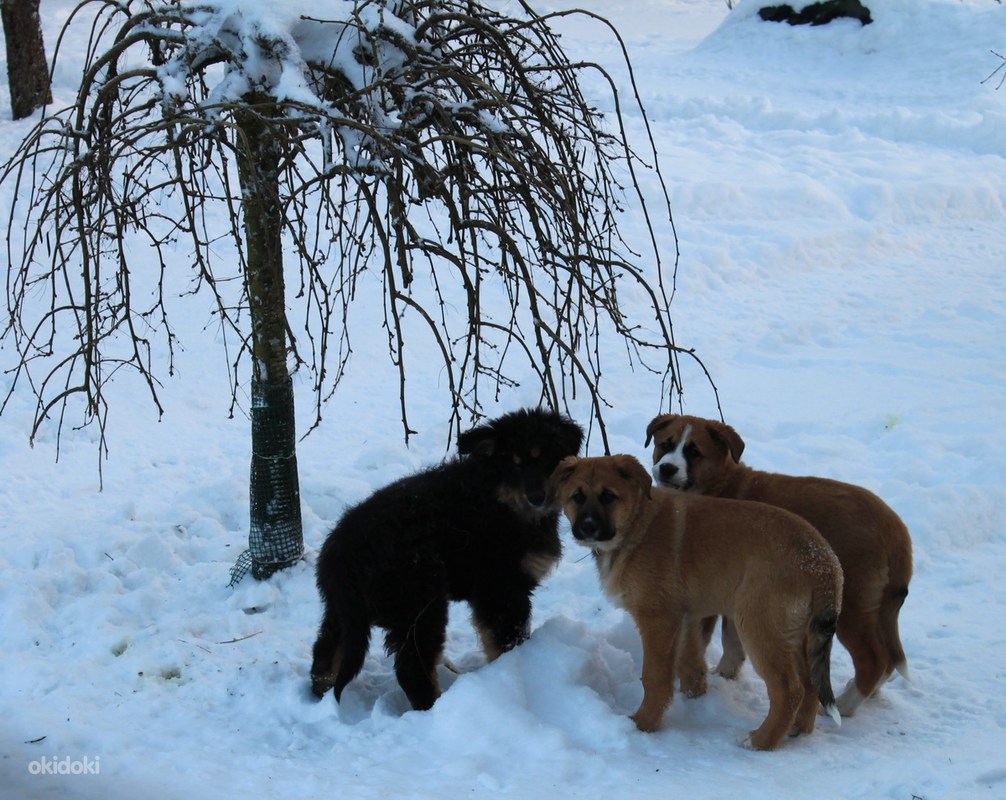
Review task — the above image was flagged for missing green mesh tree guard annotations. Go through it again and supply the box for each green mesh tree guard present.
[229,377,304,585]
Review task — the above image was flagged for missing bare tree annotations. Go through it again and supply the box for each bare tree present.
[1,0,53,119]
[2,0,704,582]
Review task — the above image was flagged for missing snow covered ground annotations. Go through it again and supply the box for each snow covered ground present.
[2,0,1005,797]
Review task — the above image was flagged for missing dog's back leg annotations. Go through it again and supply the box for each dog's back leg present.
[743,647,803,751]
[835,582,908,716]
[714,616,747,679]
[834,595,888,716]
[793,648,820,737]
[385,594,449,711]
[738,607,806,750]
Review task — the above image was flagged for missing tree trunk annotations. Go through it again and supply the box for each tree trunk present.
[2,0,53,120]
[235,105,304,580]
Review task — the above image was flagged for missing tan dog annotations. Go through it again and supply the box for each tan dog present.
[552,454,843,751]
[645,413,913,717]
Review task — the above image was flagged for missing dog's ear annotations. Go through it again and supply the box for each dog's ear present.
[550,414,584,457]
[457,422,495,457]
[707,421,744,463]
[644,414,677,447]
[550,456,580,489]
[614,454,653,500]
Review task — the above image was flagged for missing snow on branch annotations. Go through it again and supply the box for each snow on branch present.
[2,0,703,455]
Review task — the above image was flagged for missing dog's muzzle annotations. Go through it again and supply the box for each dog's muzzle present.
[525,487,547,508]
[572,511,614,543]
[653,461,688,489]
[521,468,551,509]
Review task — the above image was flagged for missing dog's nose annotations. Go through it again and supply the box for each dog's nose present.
[573,515,601,541]
[658,463,678,480]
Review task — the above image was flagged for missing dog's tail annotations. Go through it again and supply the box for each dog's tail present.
[315,541,372,703]
[332,600,371,703]
[880,535,912,682]
[808,606,841,727]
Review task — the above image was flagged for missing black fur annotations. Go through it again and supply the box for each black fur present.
[310,407,584,710]
[759,1,873,27]
[809,608,840,711]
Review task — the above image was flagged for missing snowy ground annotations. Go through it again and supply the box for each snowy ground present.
[2,0,1005,798]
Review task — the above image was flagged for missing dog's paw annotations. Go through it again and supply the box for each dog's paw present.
[310,676,333,699]
[679,676,708,698]
[835,680,865,718]
[407,688,442,712]
[713,657,744,680]
[739,731,776,751]
[629,710,662,733]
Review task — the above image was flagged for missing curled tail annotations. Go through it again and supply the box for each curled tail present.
[809,608,841,726]
[881,535,912,682]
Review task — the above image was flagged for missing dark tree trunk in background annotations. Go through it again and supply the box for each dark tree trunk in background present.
[2,0,53,119]
[235,105,304,580]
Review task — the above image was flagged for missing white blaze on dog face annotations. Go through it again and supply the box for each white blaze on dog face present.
[651,423,693,489]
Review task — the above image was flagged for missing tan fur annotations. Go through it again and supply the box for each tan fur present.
[521,550,559,583]
[645,414,913,716]
[553,454,843,751]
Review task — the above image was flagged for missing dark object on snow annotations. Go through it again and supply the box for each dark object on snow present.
[759,0,873,26]
[310,407,583,711]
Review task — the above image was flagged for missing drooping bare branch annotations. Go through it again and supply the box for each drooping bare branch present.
[2,0,714,457]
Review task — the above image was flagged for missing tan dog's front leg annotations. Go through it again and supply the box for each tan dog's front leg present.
[630,614,680,732]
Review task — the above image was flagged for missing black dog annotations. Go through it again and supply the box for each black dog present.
[310,407,584,710]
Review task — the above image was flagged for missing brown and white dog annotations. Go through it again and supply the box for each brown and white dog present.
[552,454,843,751]
[645,413,913,717]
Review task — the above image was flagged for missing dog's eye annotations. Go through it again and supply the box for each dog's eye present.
[530,446,541,460]
[599,489,617,505]
[571,490,586,506]
[683,443,700,459]
[661,439,676,454]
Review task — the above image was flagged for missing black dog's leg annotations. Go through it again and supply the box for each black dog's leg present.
[470,587,533,662]
[310,614,342,698]
[385,595,449,710]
